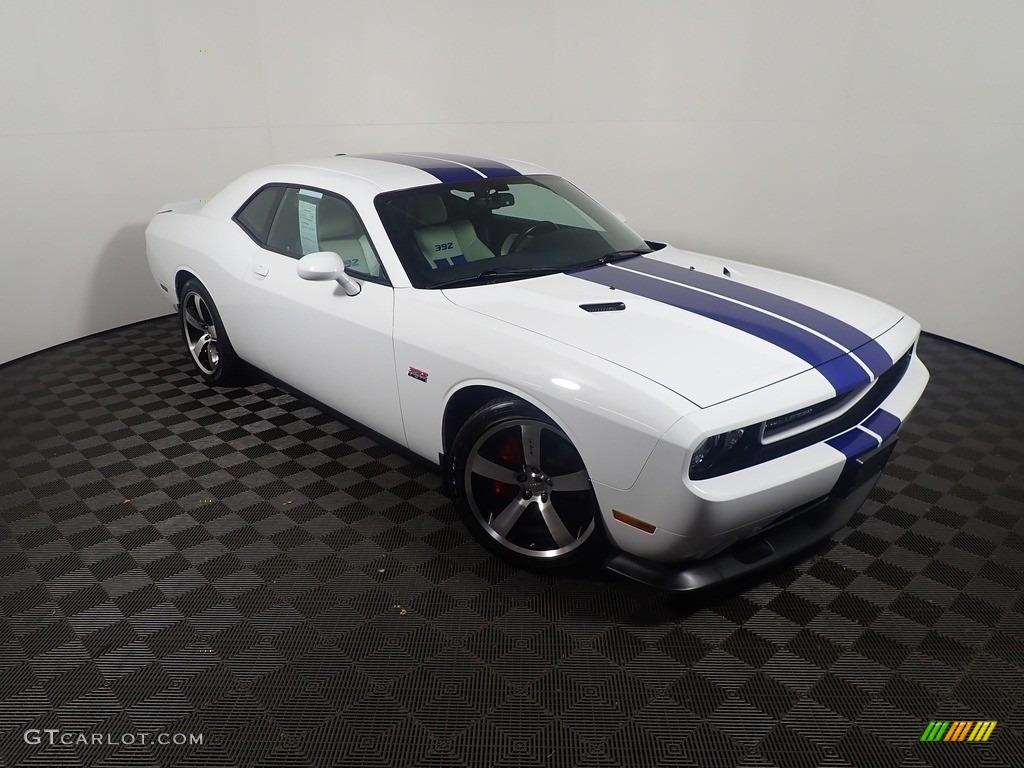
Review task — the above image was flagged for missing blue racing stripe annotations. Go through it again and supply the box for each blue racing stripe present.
[827,427,880,459]
[355,153,484,183]
[621,257,893,377]
[862,408,901,441]
[572,265,871,393]
[433,254,466,268]
[417,152,521,179]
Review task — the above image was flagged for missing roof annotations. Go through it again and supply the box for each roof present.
[285,152,553,192]
[199,153,556,220]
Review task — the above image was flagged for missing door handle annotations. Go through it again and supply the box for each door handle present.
[254,264,269,277]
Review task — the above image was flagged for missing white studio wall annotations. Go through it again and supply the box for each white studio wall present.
[1,0,1022,366]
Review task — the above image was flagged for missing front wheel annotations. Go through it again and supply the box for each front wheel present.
[450,398,606,571]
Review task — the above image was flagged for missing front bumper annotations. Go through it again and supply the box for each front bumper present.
[604,436,893,590]
[593,350,928,564]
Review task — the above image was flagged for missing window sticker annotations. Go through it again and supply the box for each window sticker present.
[297,198,319,254]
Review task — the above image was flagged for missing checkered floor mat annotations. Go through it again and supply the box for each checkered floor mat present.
[1,318,1022,767]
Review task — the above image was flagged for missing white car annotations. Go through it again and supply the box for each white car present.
[145,152,929,590]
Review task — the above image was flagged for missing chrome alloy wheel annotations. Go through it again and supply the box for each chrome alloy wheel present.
[181,290,220,376]
[464,419,596,558]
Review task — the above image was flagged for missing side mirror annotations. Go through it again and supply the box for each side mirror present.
[296,251,361,296]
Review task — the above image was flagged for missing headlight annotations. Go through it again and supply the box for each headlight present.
[689,428,749,479]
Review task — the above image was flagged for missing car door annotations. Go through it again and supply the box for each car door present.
[237,185,405,444]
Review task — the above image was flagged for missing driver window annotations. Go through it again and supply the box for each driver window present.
[266,187,384,279]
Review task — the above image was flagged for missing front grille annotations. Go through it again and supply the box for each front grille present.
[762,387,864,440]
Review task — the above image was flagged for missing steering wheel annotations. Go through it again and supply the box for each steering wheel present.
[507,220,559,253]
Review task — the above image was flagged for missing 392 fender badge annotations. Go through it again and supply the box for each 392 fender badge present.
[408,367,429,383]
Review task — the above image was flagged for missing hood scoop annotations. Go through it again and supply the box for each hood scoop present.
[580,301,626,313]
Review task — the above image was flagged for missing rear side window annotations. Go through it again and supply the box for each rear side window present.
[234,187,283,243]
[236,185,386,281]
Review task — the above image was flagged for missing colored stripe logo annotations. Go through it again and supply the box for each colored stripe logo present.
[356,152,483,183]
[827,408,901,460]
[920,720,996,742]
[354,152,520,183]
[826,426,879,460]
[861,408,901,442]
[619,257,893,378]
[572,263,872,394]
[418,151,520,179]
[433,254,467,268]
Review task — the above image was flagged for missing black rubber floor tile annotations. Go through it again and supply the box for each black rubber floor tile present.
[3,325,1024,766]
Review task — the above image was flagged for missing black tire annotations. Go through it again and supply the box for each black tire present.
[450,397,606,571]
[178,278,246,386]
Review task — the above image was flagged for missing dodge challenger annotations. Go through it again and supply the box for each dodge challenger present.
[145,152,929,590]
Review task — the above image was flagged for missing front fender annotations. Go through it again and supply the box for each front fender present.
[395,289,697,490]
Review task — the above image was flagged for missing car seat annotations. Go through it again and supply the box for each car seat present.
[317,196,381,278]
[408,194,495,269]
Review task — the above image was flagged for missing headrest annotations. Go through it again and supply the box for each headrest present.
[317,197,360,240]
[408,194,447,226]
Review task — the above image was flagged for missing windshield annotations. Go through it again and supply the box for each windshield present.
[374,175,651,288]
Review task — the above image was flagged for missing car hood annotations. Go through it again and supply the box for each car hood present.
[442,248,904,408]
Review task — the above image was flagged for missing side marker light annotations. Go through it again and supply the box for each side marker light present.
[613,509,657,534]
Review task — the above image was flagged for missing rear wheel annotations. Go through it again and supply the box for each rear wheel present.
[179,279,245,386]
[450,398,606,571]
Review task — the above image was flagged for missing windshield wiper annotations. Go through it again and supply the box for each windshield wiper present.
[433,265,565,289]
[432,249,652,288]
[569,248,653,271]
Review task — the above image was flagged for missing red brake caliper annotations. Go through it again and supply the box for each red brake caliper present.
[494,436,523,497]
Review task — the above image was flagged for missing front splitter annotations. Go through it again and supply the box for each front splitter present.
[604,466,880,591]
